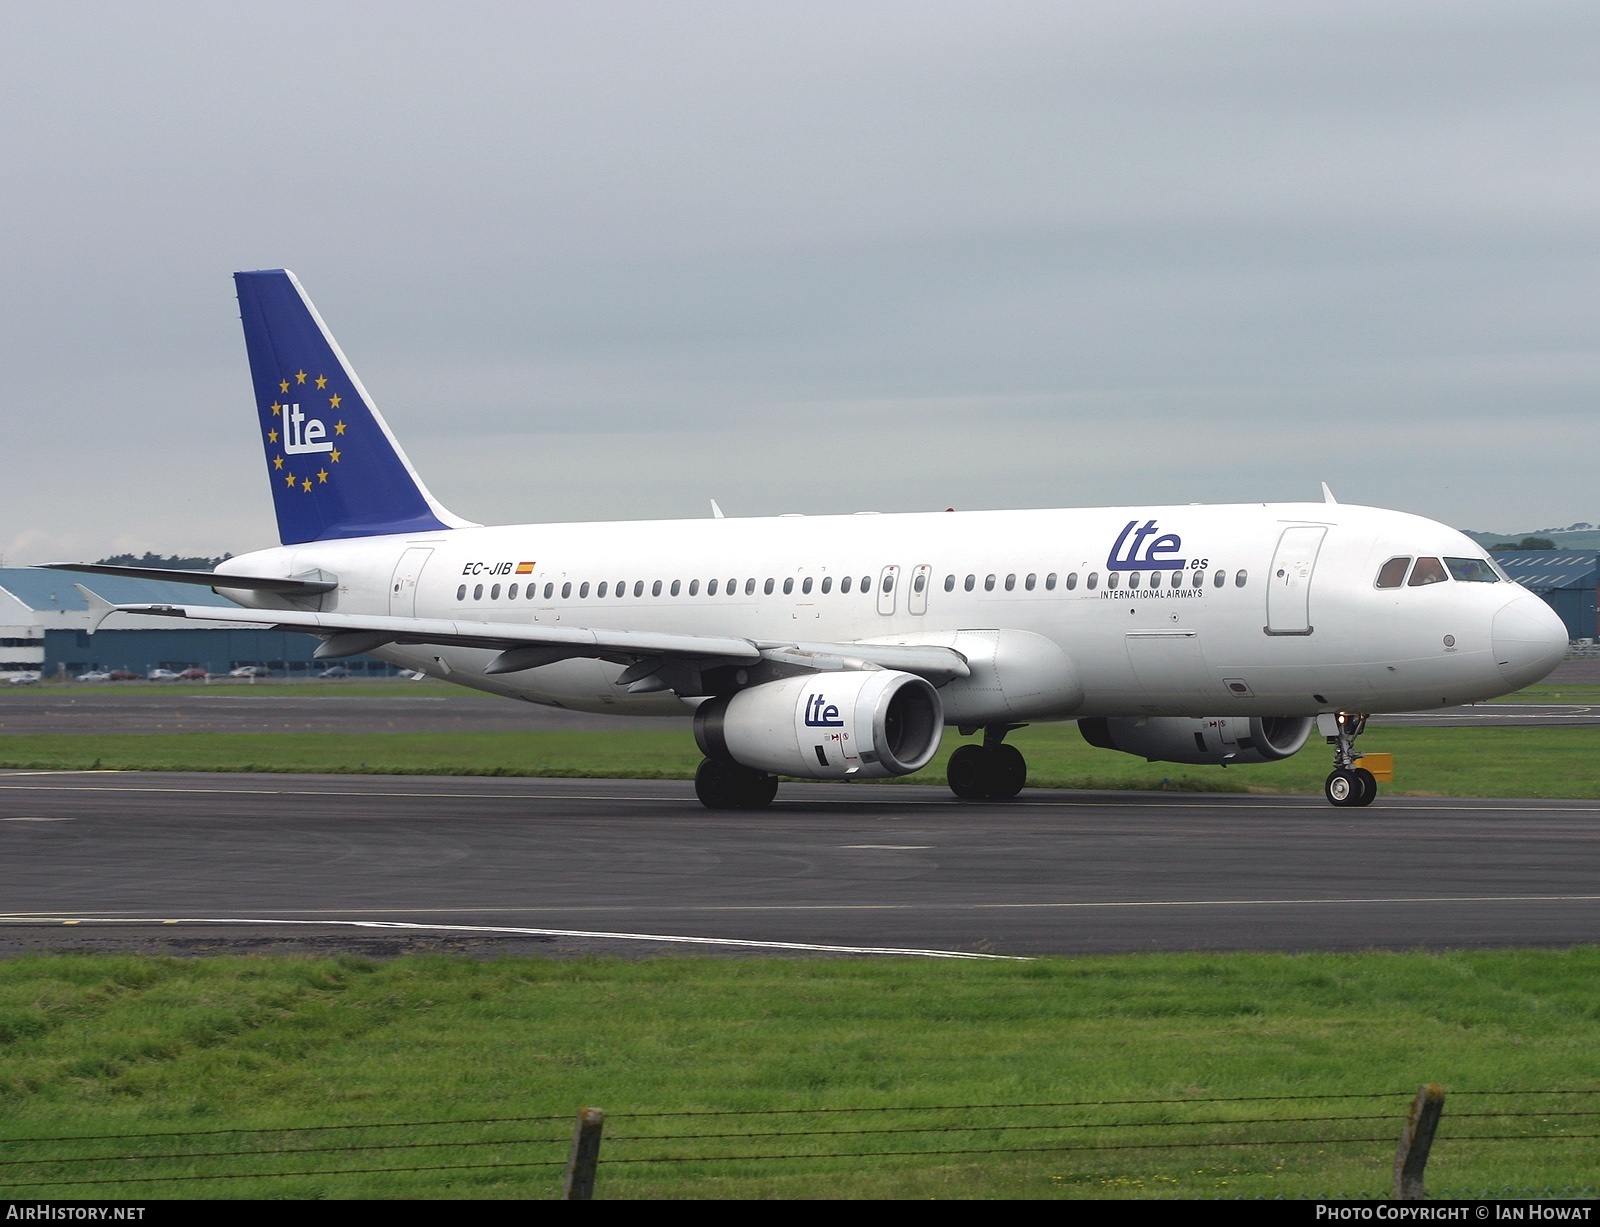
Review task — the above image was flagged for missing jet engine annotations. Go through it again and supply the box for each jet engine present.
[1078,715,1315,765]
[694,670,943,780]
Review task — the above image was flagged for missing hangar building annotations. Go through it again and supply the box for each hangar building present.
[1494,551,1599,644]
[0,568,396,679]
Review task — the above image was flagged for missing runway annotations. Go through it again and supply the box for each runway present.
[2,771,1598,958]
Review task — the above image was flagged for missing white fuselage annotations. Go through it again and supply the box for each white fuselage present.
[217,500,1568,721]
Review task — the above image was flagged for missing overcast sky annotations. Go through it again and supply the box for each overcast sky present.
[3,1,1598,563]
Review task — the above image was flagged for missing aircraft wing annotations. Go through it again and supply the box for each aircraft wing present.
[86,593,970,688]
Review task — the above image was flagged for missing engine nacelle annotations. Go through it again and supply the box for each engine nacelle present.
[1078,715,1315,765]
[694,670,944,779]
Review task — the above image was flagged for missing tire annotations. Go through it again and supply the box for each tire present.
[1352,767,1377,807]
[987,744,1027,799]
[738,771,780,810]
[695,758,743,809]
[1324,768,1362,807]
[947,745,990,800]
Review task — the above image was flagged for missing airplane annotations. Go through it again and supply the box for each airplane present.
[49,270,1569,809]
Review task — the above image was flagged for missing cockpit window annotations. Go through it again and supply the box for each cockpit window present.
[1375,557,1411,589]
[1408,556,1449,587]
[1446,557,1500,583]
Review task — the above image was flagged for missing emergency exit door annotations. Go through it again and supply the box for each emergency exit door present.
[1264,526,1326,636]
[389,548,433,617]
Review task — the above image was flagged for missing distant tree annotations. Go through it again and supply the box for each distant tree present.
[1490,537,1556,552]
[96,552,233,570]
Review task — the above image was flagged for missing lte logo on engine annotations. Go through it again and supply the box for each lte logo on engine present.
[283,404,333,455]
[1107,520,1186,571]
[803,694,845,727]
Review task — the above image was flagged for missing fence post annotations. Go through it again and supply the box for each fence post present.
[1393,1084,1445,1200]
[564,1107,605,1200]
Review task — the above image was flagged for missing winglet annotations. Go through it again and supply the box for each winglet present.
[710,499,725,519]
[74,584,119,635]
[1321,482,1337,505]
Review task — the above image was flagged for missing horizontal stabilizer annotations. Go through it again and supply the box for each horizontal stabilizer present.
[43,563,337,595]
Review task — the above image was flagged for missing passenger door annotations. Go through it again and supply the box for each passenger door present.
[1265,526,1326,636]
[907,564,932,615]
[876,564,900,616]
[388,547,433,617]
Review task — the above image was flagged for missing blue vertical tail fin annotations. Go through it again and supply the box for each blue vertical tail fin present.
[234,269,471,545]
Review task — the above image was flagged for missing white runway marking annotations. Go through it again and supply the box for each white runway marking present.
[0,915,1024,961]
[2,776,1598,814]
[839,844,932,850]
[0,816,73,822]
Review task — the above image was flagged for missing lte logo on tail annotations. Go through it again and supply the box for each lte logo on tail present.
[283,404,333,455]
[1107,520,1186,571]
[804,695,845,727]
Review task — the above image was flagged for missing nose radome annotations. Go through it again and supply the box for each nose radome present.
[1492,594,1568,689]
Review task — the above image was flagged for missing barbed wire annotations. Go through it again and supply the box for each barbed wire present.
[0,1113,573,1145]
[0,1156,568,1191]
[605,1113,1406,1142]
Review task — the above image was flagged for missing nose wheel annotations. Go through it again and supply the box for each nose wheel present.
[947,726,1028,800]
[1323,713,1377,807]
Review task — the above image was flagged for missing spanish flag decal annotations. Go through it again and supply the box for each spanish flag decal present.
[515,561,536,575]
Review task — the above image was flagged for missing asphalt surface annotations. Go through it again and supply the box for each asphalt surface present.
[2,771,1597,959]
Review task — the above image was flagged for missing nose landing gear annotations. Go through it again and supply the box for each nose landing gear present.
[1323,712,1377,807]
[947,725,1028,800]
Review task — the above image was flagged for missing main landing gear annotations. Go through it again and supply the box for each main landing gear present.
[695,758,779,810]
[1323,711,1377,808]
[947,725,1027,801]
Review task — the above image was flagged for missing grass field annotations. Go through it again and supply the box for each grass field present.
[2,724,1598,799]
[1,951,1597,1199]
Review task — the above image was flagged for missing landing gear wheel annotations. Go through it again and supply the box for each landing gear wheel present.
[1352,767,1377,807]
[947,745,991,800]
[987,744,1027,800]
[695,759,779,810]
[695,758,743,810]
[1325,768,1365,807]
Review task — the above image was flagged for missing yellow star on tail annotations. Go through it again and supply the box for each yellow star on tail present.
[270,401,281,415]
[317,469,328,483]
[302,478,313,492]
[285,472,296,488]
[279,379,289,393]
[334,420,346,435]
[315,375,327,389]
[329,448,340,463]
[295,370,307,384]
[329,393,342,409]
[267,429,278,444]
[273,456,283,470]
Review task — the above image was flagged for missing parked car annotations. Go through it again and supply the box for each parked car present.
[316,665,351,679]
[108,669,141,681]
[76,670,112,682]
[176,667,209,680]
[228,665,269,678]
[6,672,41,686]
[147,669,181,681]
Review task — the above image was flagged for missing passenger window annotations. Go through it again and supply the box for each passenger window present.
[1214,570,1226,588]
[597,582,607,598]
[944,574,955,592]
[913,573,925,594]
[634,581,644,597]
[580,582,590,598]
[1408,557,1448,587]
[801,577,812,594]
[984,574,996,592]
[652,580,662,597]
[1025,573,1036,591]
[728,579,737,596]
[1446,557,1499,583]
[964,574,975,592]
[860,575,871,592]
[1191,570,1202,588]
[490,584,501,600]
[1065,573,1077,590]
[456,584,466,601]
[1375,557,1411,589]
[473,584,484,600]
[842,576,853,594]
[1004,574,1015,592]
[1171,572,1182,589]
[1087,573,1098,590]
[1128,572,1140,589]
[1107,573,1119,590]
[670,579,680,596]
[508,583,518,600]
[764,578,775,595]
[1235,570,1248,588]
[689,579,699,595]
[707,578,718,595]
[1046,573,1057,590]
[783,577,794,595]
[821,576,832,594]
[562,582,572,599]
[745,578,756,595]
